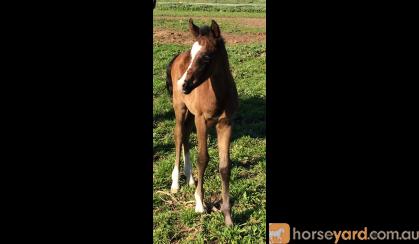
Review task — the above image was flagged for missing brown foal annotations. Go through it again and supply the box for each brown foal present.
[165,19,238,226]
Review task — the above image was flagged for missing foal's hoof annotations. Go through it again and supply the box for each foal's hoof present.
[195,205,205,213]
[170,183,179,193]
[195,203,206,213]
[224,216,234,227]
[187,177,195,187]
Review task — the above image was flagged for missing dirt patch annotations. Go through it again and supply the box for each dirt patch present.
[154,28,265,45]
[237,18,265,28]
[154,16,265,29]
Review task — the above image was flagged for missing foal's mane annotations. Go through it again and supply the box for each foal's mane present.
[166,53,180,99]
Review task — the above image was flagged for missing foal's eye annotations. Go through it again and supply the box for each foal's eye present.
[202,55,211,63]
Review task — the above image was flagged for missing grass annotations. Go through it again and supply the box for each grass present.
[153,17,265,34]
[154,9,265,18]
[154,3,265,243]
[155,1,265,18]
[158,0,265,3]
[156,2,265,13]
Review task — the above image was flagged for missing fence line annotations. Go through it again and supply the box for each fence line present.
[157,2,265,7]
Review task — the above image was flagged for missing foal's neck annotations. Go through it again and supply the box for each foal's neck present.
[212,44,233,83]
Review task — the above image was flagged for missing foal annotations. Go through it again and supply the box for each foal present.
[166,19,238,226]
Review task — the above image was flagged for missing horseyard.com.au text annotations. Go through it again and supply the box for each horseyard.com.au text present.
[269,223,419,243]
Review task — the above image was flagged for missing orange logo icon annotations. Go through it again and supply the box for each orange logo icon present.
[269,223,290,243]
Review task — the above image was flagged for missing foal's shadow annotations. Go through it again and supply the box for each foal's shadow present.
[205,96,266,141]
[232,206,256,225]
[205,197,254,226]
[154,96,266,226]
[153,96,266,140]
[231,96,266,141]
[153,110,174,125]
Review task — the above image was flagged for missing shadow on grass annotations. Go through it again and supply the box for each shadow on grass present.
[153,109,174,125]
[153,95,265,176]
[231,156,264,170]
[233,207,256,226]
[153,96,265,140]
[231,96,266,140]
[153,142,174,161]
[204,197,256,226]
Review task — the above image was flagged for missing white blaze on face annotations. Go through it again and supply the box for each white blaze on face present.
[177,41,202,92]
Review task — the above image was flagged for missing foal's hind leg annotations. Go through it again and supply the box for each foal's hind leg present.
[171,105,187,193]
[216,118,234,226]
[194,115,209,213]
[183,111,195,187]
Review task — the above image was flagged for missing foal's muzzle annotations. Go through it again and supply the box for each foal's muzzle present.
[182,80,194,94]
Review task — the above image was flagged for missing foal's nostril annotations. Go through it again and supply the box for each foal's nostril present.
[183,82,187,89]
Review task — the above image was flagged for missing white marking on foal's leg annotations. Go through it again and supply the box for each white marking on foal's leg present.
[177,41,202,92]
[171,165,179,193]
[183,147,194,186]
[195,191,205,213]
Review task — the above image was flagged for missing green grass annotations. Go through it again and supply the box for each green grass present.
[155,1,265,18]
[153,5,266,243]
[154,9,265,18]
[158,0,265,3]
[153,17,265,34]
[153,42,266,243]
[156,3,265,13]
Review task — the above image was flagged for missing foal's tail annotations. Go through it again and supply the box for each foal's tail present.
[166,53,180,102]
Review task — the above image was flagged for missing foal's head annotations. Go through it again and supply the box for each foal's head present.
[178,19,224,94]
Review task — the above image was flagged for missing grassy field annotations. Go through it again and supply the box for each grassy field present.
[153,17,264,34]
[158,0,265,3]
[153,2,265,243]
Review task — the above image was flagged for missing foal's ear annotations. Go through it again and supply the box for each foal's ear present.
[211,20,220,38]
[189,18,199,38]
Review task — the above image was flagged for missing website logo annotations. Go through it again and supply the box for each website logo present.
[269,223,290,243]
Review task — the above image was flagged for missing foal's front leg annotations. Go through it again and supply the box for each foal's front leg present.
[194,115,209,213]
[216,118,234,226]
[182,112,195,187]
[171,107,186,193]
